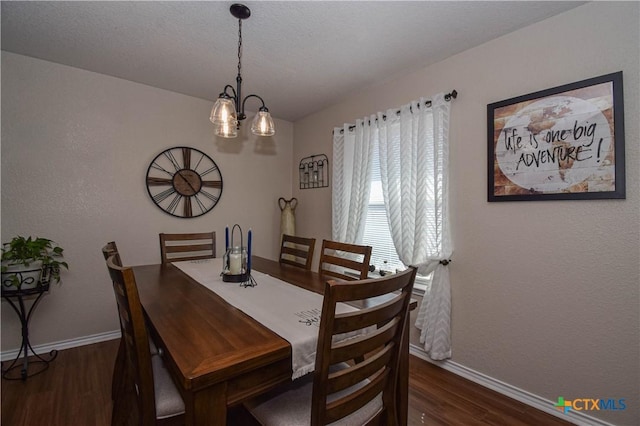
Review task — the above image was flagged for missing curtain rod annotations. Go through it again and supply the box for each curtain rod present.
[335,90,457,134]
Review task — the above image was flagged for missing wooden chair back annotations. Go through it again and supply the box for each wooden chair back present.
[159,232,216,263]
[101,241,122,266]
[279,234,316,270]
[319,239,372,281]
[312,267,417,425]
[101,242,126,402]
[104,254,157,425]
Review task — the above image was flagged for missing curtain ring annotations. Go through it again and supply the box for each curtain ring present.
[439,259,451,266]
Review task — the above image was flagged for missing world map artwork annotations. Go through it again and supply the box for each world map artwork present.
[492,82,616,196]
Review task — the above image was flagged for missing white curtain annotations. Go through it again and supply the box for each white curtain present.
[332,119,375,244]
[332,94,453,360]
[378,94,453,360]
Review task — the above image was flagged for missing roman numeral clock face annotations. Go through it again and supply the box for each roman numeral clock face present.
[146,147,223,218]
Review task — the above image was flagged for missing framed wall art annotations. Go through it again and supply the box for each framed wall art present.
[487,72,625,201]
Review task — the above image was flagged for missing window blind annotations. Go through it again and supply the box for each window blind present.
[361,139,430,292]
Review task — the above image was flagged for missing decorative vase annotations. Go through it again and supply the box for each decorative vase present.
[278,197,297,239]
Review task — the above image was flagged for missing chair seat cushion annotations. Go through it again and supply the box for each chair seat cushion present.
[152,355,185,419]
[246,363,382,426]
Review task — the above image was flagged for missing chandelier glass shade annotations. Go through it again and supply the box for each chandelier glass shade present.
[210,4,275,138]
[210,96,238,138]
[251,108,276,136]
[215,119,238,139]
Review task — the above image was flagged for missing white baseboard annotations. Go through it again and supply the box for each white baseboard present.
[1,330,120,362]
[409,344,615,426]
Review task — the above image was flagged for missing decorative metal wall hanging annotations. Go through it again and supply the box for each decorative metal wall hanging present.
[299,154,329,189]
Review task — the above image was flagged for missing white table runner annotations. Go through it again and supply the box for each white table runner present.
[173,258,360,379]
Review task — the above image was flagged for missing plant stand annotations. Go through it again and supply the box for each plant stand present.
[1,268,57,380]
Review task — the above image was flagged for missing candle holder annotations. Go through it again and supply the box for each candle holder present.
[222,224,256,287]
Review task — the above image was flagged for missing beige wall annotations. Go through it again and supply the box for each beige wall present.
[1,52,293,350]
[293,3,639,424]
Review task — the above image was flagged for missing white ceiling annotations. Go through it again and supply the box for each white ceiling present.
[1,1,585,122]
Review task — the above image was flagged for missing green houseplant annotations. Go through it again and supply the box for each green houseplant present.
[1,236,68,290]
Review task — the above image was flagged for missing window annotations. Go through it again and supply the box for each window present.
[361,140,402,273]
[333,95,452,358]
[361,139,430,293]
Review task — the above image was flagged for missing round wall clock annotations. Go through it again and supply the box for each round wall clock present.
[145,146,223,218]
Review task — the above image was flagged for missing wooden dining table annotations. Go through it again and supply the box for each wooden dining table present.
[133,255,415,426]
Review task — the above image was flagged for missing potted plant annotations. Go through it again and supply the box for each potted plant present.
[1,236,68,291]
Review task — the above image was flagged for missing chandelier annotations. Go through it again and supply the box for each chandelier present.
[209,3,275,138]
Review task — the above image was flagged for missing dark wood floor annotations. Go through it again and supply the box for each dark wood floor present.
[1,339,571,425]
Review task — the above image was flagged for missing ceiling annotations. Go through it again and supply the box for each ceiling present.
[1,1,585,122]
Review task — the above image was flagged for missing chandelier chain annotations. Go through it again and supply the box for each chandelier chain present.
[237,19,243,77]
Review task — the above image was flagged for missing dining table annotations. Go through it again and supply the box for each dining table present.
[133,255,415,426]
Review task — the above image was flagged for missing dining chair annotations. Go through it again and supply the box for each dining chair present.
[319,239,373,281]
[279,234,316,270]
[101,242,126,403]
[102,242,159,404]
[159,231,216,263]
[102,241,122,267]
[104,253,185,425]
[245,266,417,425]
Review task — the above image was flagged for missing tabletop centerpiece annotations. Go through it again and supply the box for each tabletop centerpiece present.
[222,224,256,287]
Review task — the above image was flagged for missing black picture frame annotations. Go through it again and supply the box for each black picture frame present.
[487,72,625,201]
